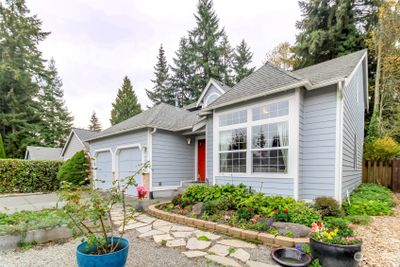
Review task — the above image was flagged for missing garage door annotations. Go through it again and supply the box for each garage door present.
[118,147,143,196]
[95,151,113,190]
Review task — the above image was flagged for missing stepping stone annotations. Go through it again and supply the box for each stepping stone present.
[195,230,221,240]
[246,260,278,267]
[139,230,164,238]
[136,225,152,234]
[186,237,211,250]
[153,234,174,243]
[153,220,172,228]
[205,255,241,267]
[171,225,195,232]
[230,248,250,263]
[123,222,148,231]
[217,239,257,249]
[208,244,230,256]
[136,214,156,224]
[182,250,208,258]
[157,225,172,233]
[166,239,186,248]
[172,231,193,238]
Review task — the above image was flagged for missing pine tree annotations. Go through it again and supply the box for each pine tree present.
[89,111,102,132]
[110,76,142,125]
[38,58,73,147]
[220,33,235,86]
[188,0,228,98]
[294,0,369,68]
[0,0,49,158]
[233,39,255,83]
[146,44,175,106]
[0,134,6,159]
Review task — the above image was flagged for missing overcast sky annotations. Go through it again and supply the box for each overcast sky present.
[26,0,302,129]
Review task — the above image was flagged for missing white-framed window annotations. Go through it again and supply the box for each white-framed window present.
[217,99,291,176]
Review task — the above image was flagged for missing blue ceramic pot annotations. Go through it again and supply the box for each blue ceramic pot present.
[76,237,129,267]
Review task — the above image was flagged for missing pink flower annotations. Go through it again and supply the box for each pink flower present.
[136,185,148,199]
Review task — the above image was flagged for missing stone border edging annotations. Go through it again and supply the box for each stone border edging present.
[147,202,309,248]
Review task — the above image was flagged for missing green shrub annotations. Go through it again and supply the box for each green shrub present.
[0,134,5,159]
[364,136,400,160]
[57,151,90,185]
[289,206,321,227]
[314,196,344,217]
[0,159,62,193]
[182,183,251,204]
[237,207,255,222]
[343,183,394,215]
[204,200,219,215]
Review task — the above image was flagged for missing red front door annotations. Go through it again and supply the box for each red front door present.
[197,139,206,182]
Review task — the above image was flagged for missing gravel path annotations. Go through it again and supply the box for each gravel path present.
[356,193,400,267]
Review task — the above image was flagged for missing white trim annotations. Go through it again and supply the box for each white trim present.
[203,92,220,107]
[114,144,145,183]
[194,135,206,182]
[196,79,226,107]
[334,82,344,204]
[61,129,90,158]
[93,148,114,189]
[60,131,74,157]
[292,88,301,200]
[192,119,207,132]
[344,51,368,110]
[213,109,218,186]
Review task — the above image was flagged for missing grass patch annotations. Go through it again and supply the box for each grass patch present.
[0,209,68,235]
[17,240,37,250]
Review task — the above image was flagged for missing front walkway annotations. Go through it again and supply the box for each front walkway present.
[0,193,61,214]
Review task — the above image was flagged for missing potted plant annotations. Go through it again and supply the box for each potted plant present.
[59,163,149,267]
[310,221,362,267]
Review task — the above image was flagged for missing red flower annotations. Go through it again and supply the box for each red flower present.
[177,195,181,199]
[247,207,253,211]
[284,209,289,213]
[273,209,277,213]
[177,202,181,205]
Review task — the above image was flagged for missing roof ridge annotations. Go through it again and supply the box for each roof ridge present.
[264,62,304,81]
[73,127,96,132]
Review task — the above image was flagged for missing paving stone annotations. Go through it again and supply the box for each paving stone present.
[172,231,193,238]
[217,239,257,249]
[166,238,186,248]
[230,248,250,263]
[186,237,212,250]
[136,225,152,234]
[153,220,172,228]
[157,225,172,233]
[195,230,221,241]
[139,230,164,238]
[205,255,242,267]
[171,225,196,232]
[182,250,208,258]
[123,222,148,230]
[153,234,174,243]
[246,260,278,267]
[208,244,230,256]
[136,214,156,224]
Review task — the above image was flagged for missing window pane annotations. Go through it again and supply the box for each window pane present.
[219,128,247,151]
[219,110,247,126]
[252,122,288,149]
[252,100,289,121]
[220,152,246,173]
[252,149,288,173]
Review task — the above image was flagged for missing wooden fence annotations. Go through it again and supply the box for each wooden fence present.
[362,160,400,192]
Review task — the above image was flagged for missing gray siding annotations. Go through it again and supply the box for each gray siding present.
[63,133,85,160]
[341,62,365,198]
[203,84,222,106]
[206,116,213,179]
[152,130,195,187]
[299,85,337,199]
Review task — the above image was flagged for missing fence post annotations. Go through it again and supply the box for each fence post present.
[392,160,400,192]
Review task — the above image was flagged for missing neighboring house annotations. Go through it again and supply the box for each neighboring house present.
[24,146,62,160]
[86,50,368,203]
[61,128,98,160]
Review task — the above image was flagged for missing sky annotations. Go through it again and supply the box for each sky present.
[26,0,302,129]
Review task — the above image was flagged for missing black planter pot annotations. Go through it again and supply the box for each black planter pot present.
[310,237,362,267]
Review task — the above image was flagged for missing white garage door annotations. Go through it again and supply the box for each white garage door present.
[117,147,143,196]
[95,151,113,190]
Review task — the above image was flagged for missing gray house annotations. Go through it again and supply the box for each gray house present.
[86,50,368,203]
[61,128,98,160]
[24,146,62,160]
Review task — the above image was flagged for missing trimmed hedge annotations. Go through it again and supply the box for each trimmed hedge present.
[57,151,90,185]
[0,159,62,193]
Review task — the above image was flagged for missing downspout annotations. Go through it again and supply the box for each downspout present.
[335,81,345,204]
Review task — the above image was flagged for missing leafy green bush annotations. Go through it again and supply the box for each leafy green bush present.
[364,136,400,160]
[237,207,254,222]
[314,196,344,217]
[57,151,90,185]
[182,184,251,204]
[343,183,394,215]
[0,134,5,159]
[0,159,62,193]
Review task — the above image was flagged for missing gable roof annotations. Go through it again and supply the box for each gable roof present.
[25,146,62,160]
[86,103,201,141]
[196,78,232,107]
[203,49,367,111]
[60,128,97,157]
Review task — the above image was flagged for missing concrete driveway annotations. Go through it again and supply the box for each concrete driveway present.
[0,193,62,214]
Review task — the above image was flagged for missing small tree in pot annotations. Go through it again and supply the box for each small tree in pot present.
[59,162,149,267]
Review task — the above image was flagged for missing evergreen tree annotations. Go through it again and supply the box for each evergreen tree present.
[294,0,369,68]
[89,111,102,132]
[170,37,196,107]
[146,44,175,106]
[38,58,73,147]
[0,134,6,159]
[0,0,49,158]
[220,33,235,86]
[188,0,228,98]
[110,76,142,125]
[233,39,255,83]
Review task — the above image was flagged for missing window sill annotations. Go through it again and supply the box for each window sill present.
[216,173,292,179]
